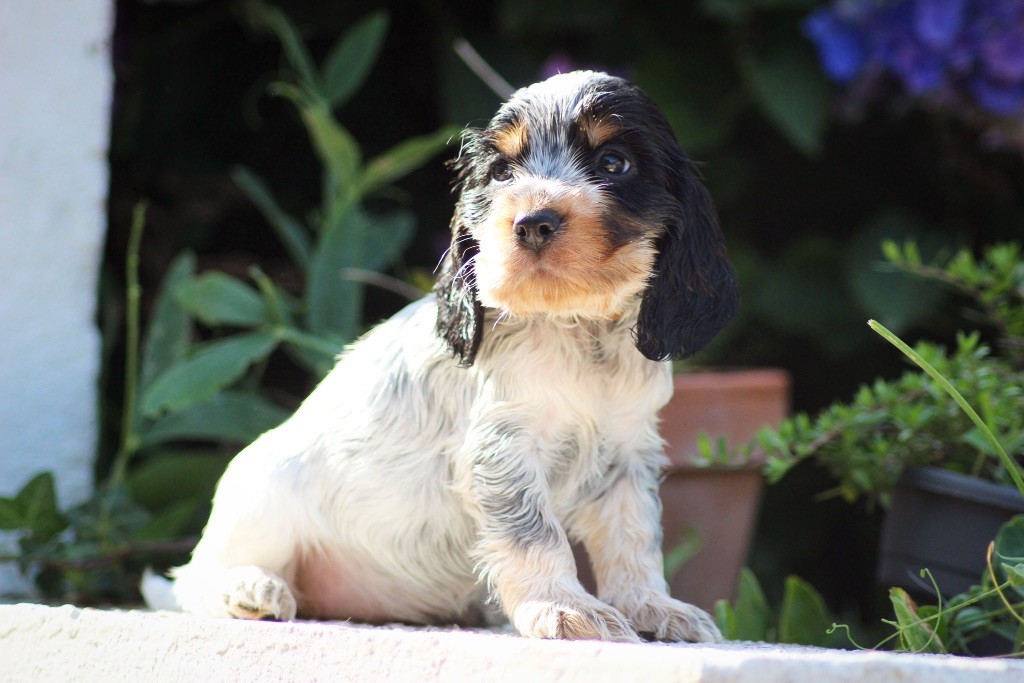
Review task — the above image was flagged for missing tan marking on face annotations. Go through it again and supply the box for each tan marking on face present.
[584,118,620,149]
[474,182,655,318]
[491,121,528,159]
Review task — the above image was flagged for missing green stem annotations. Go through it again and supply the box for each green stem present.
[870,582,1011,651]
[109,202,148,489]
[868,320,1024,499]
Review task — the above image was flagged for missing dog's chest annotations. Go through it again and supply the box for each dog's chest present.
[480,317,671,479]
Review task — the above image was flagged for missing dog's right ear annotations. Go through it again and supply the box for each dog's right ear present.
[435,132,484,366]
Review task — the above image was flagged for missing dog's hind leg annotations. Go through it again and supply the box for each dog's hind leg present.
[170,445,307,621]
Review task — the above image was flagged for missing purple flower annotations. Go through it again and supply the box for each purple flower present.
[914,0,966,49]
[540,52,578,80]
[804,0,1024,119]
[803,9,868,83]
[976,3,1024,82]
[873,3,947,93]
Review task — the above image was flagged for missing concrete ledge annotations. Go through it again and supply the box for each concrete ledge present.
[2,603,1022,682]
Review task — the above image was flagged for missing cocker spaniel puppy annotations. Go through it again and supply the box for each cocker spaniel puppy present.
[154,70,738,643]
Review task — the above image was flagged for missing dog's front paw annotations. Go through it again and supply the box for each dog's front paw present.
[513,594,641,643]
[623,595,722,643]
[221,566,297,621]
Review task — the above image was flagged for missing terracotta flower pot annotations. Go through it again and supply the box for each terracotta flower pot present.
[574,369,790,612]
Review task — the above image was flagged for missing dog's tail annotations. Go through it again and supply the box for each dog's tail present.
[140,566,181,611]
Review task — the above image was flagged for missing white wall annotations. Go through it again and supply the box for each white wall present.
[0,1,113,595]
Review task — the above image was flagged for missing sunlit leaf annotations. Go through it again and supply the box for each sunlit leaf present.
[359,126,460,196]
[141,253,195,390]
[175,273,268,328]
[139,391,290,447]
[140,332,278,416]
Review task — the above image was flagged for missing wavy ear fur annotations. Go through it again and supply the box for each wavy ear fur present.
[434,214,482,366]
[635,153,739,361]
[435,133,484,366]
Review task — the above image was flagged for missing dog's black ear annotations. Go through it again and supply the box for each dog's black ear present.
[635,152,739,361]
[435,134,484,366]
[434,212,483,366]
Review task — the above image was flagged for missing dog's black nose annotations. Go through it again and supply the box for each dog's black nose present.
[513,209,562,252]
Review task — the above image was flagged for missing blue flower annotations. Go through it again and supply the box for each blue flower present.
[873,3,947,93]
[969,77,1024,114]
[803,9,868,83]
[914,0,967,49]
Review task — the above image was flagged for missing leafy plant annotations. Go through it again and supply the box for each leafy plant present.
[832,516,1024,655]
[714,568,851,647]
[724,307,1024,654]
[0,207,215,601]
[753,242,1024,505]
[0,3,455,602]
[882,240,1024,368]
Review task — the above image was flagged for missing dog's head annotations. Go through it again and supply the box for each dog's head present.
[436,71,738,366]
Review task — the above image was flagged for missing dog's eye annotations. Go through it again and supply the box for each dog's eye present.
[598,153,630,175]
[491,161,513,182]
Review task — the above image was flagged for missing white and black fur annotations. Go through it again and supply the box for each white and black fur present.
[148,71,738,643]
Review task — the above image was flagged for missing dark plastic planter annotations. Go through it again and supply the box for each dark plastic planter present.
[878,466,1024,598]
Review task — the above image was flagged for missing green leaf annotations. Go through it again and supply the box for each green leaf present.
[132,500,200,542]
[300,101,362,206]
[0,498,23,529]
[175,273,269,328]
[739,37,830,156]
[844,212,947,334]
[141,253,196,390]
[663,527,703,581]
[232,166,312,270]
[127,452,232,511]
[714,600,738,640]
[359,126,460,196]
[15,473,67,543]
[139,390,290,448]
[306,207,371,339]
[996,515,1024,562]
[733,568,774,642]
[278,327,346,378]
[321,11,389,107]
[635,44,743,155]
[778,575,831,646]
[889,587,944,653]
[996,516,1024,596]
[245,0,322,95]
[1002,562,1024,587]
[140,332,279,416]
[914,604,948,647]
[362,210,416,272]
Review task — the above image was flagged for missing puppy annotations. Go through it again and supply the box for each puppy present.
[158,71,738,643]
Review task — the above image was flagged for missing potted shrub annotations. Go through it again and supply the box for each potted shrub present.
[749,241,1024,653]
[575,368,791,611]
